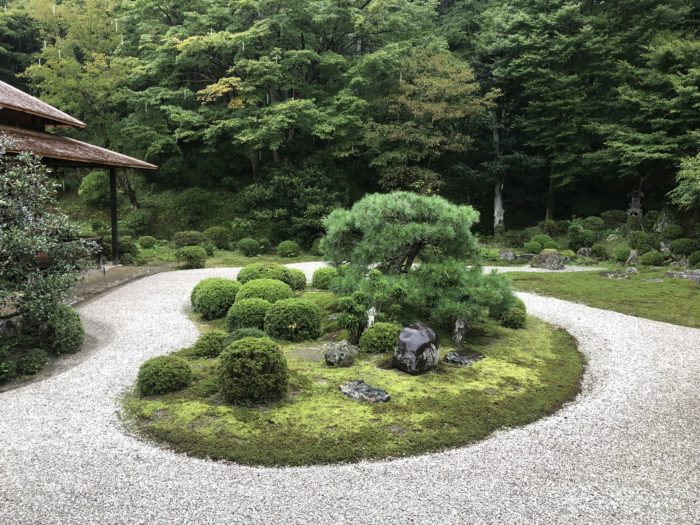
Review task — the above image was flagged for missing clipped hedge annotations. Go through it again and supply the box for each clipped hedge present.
[237,262,305,290]
[175,246,207,269]
[670,238,698,256]
[236,278,294,303]
[499,298,527,329]
[590,243,608,260]
[689,251,700,268]
[137,355,193,396]
[218,337,289,404]
[237,238,260,256]
[226,298,272,331]
[173,230,204,248]
[614,246,631,262]
[640,250,665,266]
[277,240,301,258]
[45,305,84,355]
[523,241,543,254]
[190,278,240,319]
[628,231,655,254]
[192,330,228,358]
[359,322,402,353]
[203,226,231,249]
[264,299,322,341]
[285,268,307,291]
[224,328,267,347]
[14,348,49,375]
[138,235,157,248]
[312,267,338,289]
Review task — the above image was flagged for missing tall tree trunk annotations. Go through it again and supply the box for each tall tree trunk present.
[117,172,139,209]
[545,166,555,221]
[249,150,260,180]
[491,110,505,233]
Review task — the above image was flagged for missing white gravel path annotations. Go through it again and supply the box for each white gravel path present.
[1,263,698,525]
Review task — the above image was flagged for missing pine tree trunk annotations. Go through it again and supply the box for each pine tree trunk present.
[545,167,555,221]
[250,150,260,180]
[491,111,506,233]
[118,172,139,209]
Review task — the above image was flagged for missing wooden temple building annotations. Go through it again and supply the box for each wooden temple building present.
[0,80,157,264]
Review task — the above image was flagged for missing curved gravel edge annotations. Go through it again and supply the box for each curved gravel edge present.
[0,263,698,525]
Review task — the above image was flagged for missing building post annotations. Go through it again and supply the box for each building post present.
[109,167,119,265]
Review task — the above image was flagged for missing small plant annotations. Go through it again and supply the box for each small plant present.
[237,238,260,256]
[359,322,402,353]
[173,231,205,248]
[14,348,49,375]
[224,328,267,346]
[137,355,193,396]
[277,240,301,258]
[568,225,597,250]
[138,236,157,249]
[590,243,608,260]
[264,299,323,341]
[628,231,655,254]
[118,236,139,256]
[640,250,665,266]
[689,251,700,268]
[203,226,231,249]
[312,267,338,289]
[670,238,699,256]
[500,305,527,329]
[218,337,289,404]
[236,279,294,303]
[226,298,272,331]
[614,246,631,262]
[336,292,370,345]
[190,278,240,319]
[285,268,307,291]
[192,330,228,358]
[175,246,207,269]
[35,305,85,355]
[523,241,543,253]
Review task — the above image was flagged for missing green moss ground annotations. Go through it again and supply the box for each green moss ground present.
[509,269,700,328]
[123,290,583,467]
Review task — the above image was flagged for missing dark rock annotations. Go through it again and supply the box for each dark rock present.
[666,270,700,285]
[444,351,481,367]
[339,380,390,403]
[625,267,639,275]
[499,250,516,262]
[393,322,440,374]
[531,250,566,270]
[452,319,468,349]
[576,247,592,258]
[324,340,359,367]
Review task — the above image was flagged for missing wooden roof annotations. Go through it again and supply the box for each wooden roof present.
[0,125,157,170]
[0,80,86,129]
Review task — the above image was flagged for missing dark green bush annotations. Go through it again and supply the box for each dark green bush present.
[202,241,215,256]
[190,278,240,319]
[238,262,288,284]
[226,298,272,331]
[173,230,205,248]
[120,253,136,265]
[537,219,564,236]
[359,322,402,353]
[689,251,700,268]
[14,348,49,375]
[118,236,138,256]
[662,225,683,241]
[285,268,307,291]
[137,355,193,396]
[192,330,228,358]
[310,238,322,256]
[203,226,231,249]
[590,243,608,259]
[614,246,631,262]
[258,237,271,254]
[600,210,628,228]
[670,238,699,256]
[237,238,260,256]
[500,305,527,329]
[78,171,110,206]
[236,278,294,303]
[531,234,554,246]
[218,337,289,404]
[628,231,655,254]
[568,225,597,250]
[230,218,254,242]
[175,246,207,269]
[542,240,559,250]
[643,210,660,230]
[277,240,301,257]
[580,216,606,231]
[264,299,323,341]
[640,250,665,266]
[523,241,543,253]
[43,305,84,355]
[312,267,338,289]
[138,235,157,248]
[224,328,267,346]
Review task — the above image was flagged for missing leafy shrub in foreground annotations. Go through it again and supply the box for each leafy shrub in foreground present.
[192,330,228,358]
[226,298,272,331]
[138,236,157,249]
[670,238,698,256]
[14,347,49,375]
[237,238,260,256]
[359,322,402,353]
[218,337,289,404]
[190,278,240,319]
[224,328,267,346]
[203,226,231,249]
[640,250,665,266]
[277,240,301,258]
[689,251,700,268]
[264,299,323,341]
[40,305,84,355]
[175,246,207,269]
[173,230,205,248]
[312,267,338,289]
[137,355,193,396]
[236,279,294,303]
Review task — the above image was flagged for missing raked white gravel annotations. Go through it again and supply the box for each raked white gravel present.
[0,263,698,524]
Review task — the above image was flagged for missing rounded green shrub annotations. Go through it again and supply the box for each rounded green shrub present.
[226,298,272,331]
[224,328,267,346]
[542,240,559,250]
[500,305,527,329]
[640,250,665,266]
[175,246,207,269]
[138,235,157,249]
[568,226,597,250]
[237,238,260,256]
[600,210,628,228]
[118,236,138,256]
[359,322,402,353]
[689,251,700,269]
[190,278,240,319]
[662,225,683,241]
[312,267,338,290]
[203,226,231,249]
[45,305,84,355]
[590,243,608,259]
[614,246,631,262]
[137,355,193,396]
[264,299,323,341]
[628,231,654,254]
[559,249,576,259]
[238,262,287,284]
[202,241,215,256]
[580,216,606,231]
[14,348,49,375]
[523,241,543,254]
[277,240,301,258]
[530,234,554,246]
[236,278,294,303]
[218,337,289,404]
[78,171,110,206]
[285,268,307,291]
[173,230,205,248]
[670,238,699,256]
[192,330,228,358]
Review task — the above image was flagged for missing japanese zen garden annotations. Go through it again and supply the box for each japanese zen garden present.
[0,2,698,524]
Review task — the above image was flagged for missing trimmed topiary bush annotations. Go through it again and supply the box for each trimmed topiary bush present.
[14,348,49,375]
[662,225,683,241]
[192,330,228,358]
[285,268,307,291]
[203,226,231,249]
[78,171,110,206]
[580,216,606,231]
[523,241,543,253]
[224,328,267,346]
[500,306,527,329]
[614,246,631,262]
[218,337,289,405]
[137,355,193,396]
[190,278,240,319]
[628,231,655,254]
[138,235,157,249]
[173,230,205,248]
[590,243,608,260]
[531,234,554,246]
[670,238,699,256]
[264,299,323,341]
[277,240,301,258]
[640,250,665,266]
[542,240,559,250]
[359,322,402,353]
[237,238,260,256]
[236,279,294,303]
[238,262,287,284]
[312,267,338,289]
[226,298,272,331]
[600,210,627,228]
[45,305,84,355]
[568,225,597,250]
[689,251,700,269]
[175,246,207,269]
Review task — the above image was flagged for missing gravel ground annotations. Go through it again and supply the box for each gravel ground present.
[1,263,698,525]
